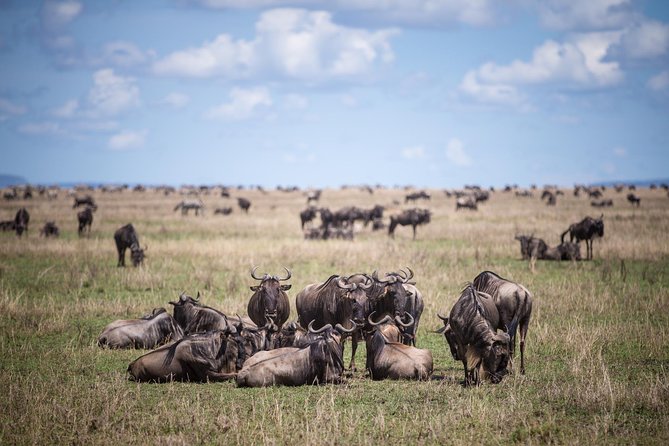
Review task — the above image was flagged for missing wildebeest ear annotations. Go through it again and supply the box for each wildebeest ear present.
[250,285,260,291]
[280,284,291,291]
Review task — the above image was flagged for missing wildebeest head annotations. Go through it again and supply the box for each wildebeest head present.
[371,268,414,325]
[168,291,200,327]
[478,331,511,384]
[436,313,460,361]
[335,274,373,327]
[249,266,291,323]
[594,215,604,238]
[131,244,146,267]
[307,320,355,383]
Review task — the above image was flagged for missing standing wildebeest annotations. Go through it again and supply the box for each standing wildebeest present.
[365,314,432,380]
[627,193,641,207]
[127,329,242,382]
[248,267,291,330]
[73,195,96,209]
[98,308,183,349]
[174,199,204,216]
[560,215,604,260]
[300,206,318,229]
[514,235,548,260]
[77,206,94,237]
[39,221,59,238]
[442,284,512,386]
[306,189,321,204]
[296,273,373,370]
[472,271,533,375]
[114,223,145,267]
[14,207,30,237]
[456,196,478,211]
[405,191,431,203]
[237,197,251,213]
[388,208,431,240]
[236,321,353,387]
[362,205,384,227]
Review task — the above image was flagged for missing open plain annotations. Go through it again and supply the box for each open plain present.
[1,186,668,445]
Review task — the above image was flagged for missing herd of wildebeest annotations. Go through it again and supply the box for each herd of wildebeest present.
[2,181,665,386]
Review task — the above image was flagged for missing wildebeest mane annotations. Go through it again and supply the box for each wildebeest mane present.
[184,307,228,334]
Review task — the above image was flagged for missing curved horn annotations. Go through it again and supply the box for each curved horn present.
[307,320,332,334]
[396,312,414,328]
[359,275,374,290]
[372,270,392,284]
[278,267,291,281]
[401,267,414,283]
[335,322,356,334]
[336,277,354,290]
[437,312,449,322]
[367,312,393,326]
[250,266,267,281]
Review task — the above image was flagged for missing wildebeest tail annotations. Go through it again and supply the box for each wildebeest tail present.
[388,217,398,236]
[560,227,570,244]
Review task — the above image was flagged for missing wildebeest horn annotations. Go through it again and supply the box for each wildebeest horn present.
[437,312,449,322]
[250,266,268,281]
[372,270,393,284]
[278,267,291,281]
[395,312,414,328]
[368,311,393,326]
[400,267,414,283]
[336,277,355,290]
[335,322,356,334]
[359,275,373,290]
[308,320,333,334]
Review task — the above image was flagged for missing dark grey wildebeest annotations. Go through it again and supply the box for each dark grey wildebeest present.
[14,207,30,237]
[388,208,431,240]
[237,197,251,213]
[114,223,145,267]
[247,267,292,330]
[77,206,94,237]
[560,215,604,260]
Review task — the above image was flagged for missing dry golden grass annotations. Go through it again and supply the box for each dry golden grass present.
[1,185,668,444]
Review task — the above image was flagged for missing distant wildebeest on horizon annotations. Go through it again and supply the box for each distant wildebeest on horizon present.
[248,267,292,330]
[73,195,96,209]
[77,206,95,237]
[214,207,233,215]
[306,189,321,204]
[39,221,59,238]
[455,196,478,211]
[237,197,251,213]
[591,199,613,207]
[114,223,146,267]
[561,215,604,260]
[627,193,641,207]
[14,207,30,237]
[388,208,431,240]
[174,199,204,216]
[405,191,430,203]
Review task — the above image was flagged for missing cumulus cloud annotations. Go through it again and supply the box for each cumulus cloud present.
[108,130,147,150]
[160,92,190,108]
[87,69,140,116]
[97,41,151,67]
[537,0,635,31]
[647,70,669,91]
[616,20,669,59]
[153,8,398,82]
[445,138,471,166]
[205,87,272,120]
[401,146,426,160]
[41,0,83,31]
[51,99,79,118]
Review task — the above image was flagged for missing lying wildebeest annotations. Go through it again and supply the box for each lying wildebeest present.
[169,292,231,334]
[369,269,421,346]
[73,195,96,209]
[560,214,604,260]
[77,206,94,237]
[127,329,242,382]
[388,208,431,240]
[114,223,145,267]
[14,207,30,237]
[98,308,183,349]
[236,321,353,387]
[442,284,512,386]
[39,221,59,238]
[627,193,641,207]
[365,313,432,380]
[405,191,431,203]
[272,321,306,348]
[472,271,533,375]
[591,199,613,207]
[237,197,251,213]
[0,220,15,232]
[296,273,373,370]
[514,234,548,260]
[455,196,477,211]
[542,242,581,261]
[300,206,318,229]
[248,267,291,329]
[174,199,204,216]
[214,207,233,215]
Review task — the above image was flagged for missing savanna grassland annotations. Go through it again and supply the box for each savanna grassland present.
[1,185,668,445]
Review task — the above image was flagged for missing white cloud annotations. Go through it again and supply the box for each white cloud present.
[647,70,669,91]
[153,8,398,82]
[98,41,150,67]
[51,99,79,118]
[617,20,669,59]
[0,98,27,120]
[205,87,272,120]
[87,69,140,116]
[160,92,190,108]
[283,93,309,110]
[41,1,83,31]
[613,147,626,157]
[108,130,147,150]
[18,121,63,136]
[537,0,634,31]
[401,146,426,160]
[445,138,471,167]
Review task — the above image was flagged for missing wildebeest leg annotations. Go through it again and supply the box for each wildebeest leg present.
[118,247,126,267]
[349,331,359,371]
[519,316,530,375]
[412,224,417,240]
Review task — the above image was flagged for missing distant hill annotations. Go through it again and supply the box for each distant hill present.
[0,174,28,188]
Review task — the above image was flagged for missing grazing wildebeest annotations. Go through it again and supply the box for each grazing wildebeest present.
[113,223,145,267]
[300,206,318,229]
[560,215,604,260]
[455,196,478,211]
[295,273,373,370]
[627,193,641,207]
[542,242,581,261]
[14,207,30,237]
[248,267,291,330]
[365,314,433,381]
[237,197,251,213]
[514,235,548,260]
[591,199,613,207]
[442,284,512,386]
[127,329,242,382]
[174,199,204,216]
[388,208,431,240]
[214,207,233,215]
[405,191,431,203]
[73,195,96,209]
[98,308,183,349]
[472,271,533,375]
[236,321,353,387]
[368,269,420,346]
[39,221,59,238]
[77,206,94,237]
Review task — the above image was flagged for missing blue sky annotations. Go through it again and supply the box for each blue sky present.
[1,0,668,188]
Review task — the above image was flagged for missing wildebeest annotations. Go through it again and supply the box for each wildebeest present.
[300,206,318,229]
[591,199,613,207]
[0,220,15,232]
[368,269,420,346]
[77,206,94,237]
[405,191,431,203]
[627,193,641,207]
[236,321,353,387]
[272,321,307,348]
[514,235,548,260]
[441,284,512,386]
[296,273,373,370]
[306,189,321,204]
[113,223,145,267]
[388,208,431,240]
[542,242,581,261]
[39,221,59,238]
[98,308,183,349]
[248,267,291,329]
[214,207,233,215]
[237,197,251,213]
[365,314,433,380]
[472,271,533,375]
[127,329,242,382]
[174,199,204,216]
[560,215,604,260]
[169,292,230,334]
[362,205,384,227]
[455,196,477,211]
[14,207,30,237]
[73,195,96,209]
